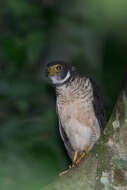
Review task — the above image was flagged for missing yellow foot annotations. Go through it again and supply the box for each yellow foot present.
[59,163,76,176]
[59,169,69,176]
[59,146,90,176]
[76,144,90,164]
[69,163,75,169]
[59,151,78,176]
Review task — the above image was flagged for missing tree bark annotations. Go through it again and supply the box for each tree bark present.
[42,84,127,190]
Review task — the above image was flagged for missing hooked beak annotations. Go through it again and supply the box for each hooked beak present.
[48,66,57,76]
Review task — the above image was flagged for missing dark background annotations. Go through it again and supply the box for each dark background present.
[0,0,127,189]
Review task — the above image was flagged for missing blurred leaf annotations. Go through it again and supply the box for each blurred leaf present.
[2,0,41,17]
[1,37,26,64]
[26,32,45,64]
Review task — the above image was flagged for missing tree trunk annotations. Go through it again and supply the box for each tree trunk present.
[42,83,127,190]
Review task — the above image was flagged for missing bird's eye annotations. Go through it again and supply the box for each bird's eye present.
[56,65,62,71]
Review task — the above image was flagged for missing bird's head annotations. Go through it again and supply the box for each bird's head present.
[45,61,75,86]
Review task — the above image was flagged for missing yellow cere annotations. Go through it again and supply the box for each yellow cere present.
[48,64,63,76]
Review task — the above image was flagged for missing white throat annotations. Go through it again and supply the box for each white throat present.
[51,71,71,85]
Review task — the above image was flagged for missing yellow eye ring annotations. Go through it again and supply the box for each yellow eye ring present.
[55,64,63,72]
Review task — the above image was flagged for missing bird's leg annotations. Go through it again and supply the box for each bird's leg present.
[73,151,78,162]
[69,151,78,169]
[59,145,90,176]
[75,144,90,164]
[59,151,78,176]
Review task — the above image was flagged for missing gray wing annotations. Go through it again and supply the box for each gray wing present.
[90,78,107,132]
[56,105,75,161]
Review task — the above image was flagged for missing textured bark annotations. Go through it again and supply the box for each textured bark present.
[42,84,127,190]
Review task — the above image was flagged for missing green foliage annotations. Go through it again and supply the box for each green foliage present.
[0,1,68,190]
[0,0,127,189]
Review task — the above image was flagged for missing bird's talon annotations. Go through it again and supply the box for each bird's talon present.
[59,162,76,176]
[69,163,75,169]
[59,169,69,176]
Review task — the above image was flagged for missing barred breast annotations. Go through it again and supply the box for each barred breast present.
[56,77,101,152]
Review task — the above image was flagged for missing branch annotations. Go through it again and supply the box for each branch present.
[42,85,127,190]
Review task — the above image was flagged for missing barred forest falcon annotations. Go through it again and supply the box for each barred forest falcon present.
[45,61,106,175]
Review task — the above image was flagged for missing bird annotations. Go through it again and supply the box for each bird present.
[45,60,106,174]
